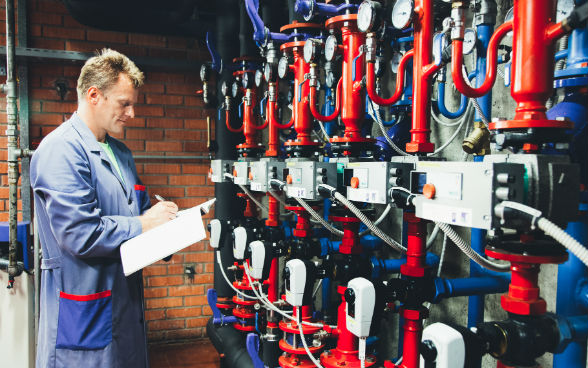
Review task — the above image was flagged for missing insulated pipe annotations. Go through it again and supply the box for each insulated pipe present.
[451,21,512,98]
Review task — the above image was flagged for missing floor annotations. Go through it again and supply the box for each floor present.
[150,339,221,368]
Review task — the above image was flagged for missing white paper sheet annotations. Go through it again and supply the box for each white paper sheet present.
[120,198,216,276]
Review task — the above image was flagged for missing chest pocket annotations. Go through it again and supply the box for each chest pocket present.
[93,156,132,216]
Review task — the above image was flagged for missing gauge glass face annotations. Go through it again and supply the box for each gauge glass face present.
[278,57,289,79]
[556,0,574,23]
[325,35,337,61]
[255,69,264,87]
[463,28,476,55]
[325,71,335,88]
[242,73,250,89]
[200,64,209,82]
[303,39,316,63]
[357,1,375,33]
[390,51,402,74]
[221,81,229,96]
[231,81,239,98]
[264,62,274,82]
[391,0,414,29]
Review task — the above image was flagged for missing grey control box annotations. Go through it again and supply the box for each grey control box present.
[344,161,416,204]
[232,160,252,186]
[250,158,286,192]
[210,159,235,183]
[411,161,525,230]
[283,160,338,200]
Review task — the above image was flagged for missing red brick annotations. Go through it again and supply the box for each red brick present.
[135,105,164,117]
[124,140,145,151]
[42,101,76,113]
[167,264,185,275]
[164,328,204,340]
[125,128,164,140]
[140,175,168,185]
[30,12,63,25]
[184,141,208,152]
[146,118,183,129]
[145,141,182,152]
[148,319,185,331]
[169,175,205,186]
[184,252,214,264]
[86,29,127,44]
[44,26,85,40]
[166,307,202,318]
[185,96,205,107]
[31,113,64,126]
[166,84,199,95]
[184,119,208,129]
[41,126,58,136]
[123,117,146,128]
[146,186,184,198]
[143,265,167,276]
[182,164,210,174]
[30,38,65,50]
[184,296,208,307]
[64,40,102,53]
[146,297,183,309]
[37,0,70,14]
[184,243,207,253]
[145,94,183,105]
[167,36,189,49]
[129,33,166,48]
[31,24,42,37]
[148,275,184,287]
[144,288,168,298]
[186,318,208,328]
[146,72,185,84]
[147,331,165,341]
[165,130,201,141]
[140,83,164,93]
[143,163,181,174]
[186,186,215,197]
[145,309,166,321]
[192,274,214,284]
[168,285,204,297]
[202,306,213,316]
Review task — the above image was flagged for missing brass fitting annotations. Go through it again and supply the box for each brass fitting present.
[462,121,490,155]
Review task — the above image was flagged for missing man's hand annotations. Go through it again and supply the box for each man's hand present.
[138,201,179,233]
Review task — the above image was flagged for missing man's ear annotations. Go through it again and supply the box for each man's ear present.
[86,86,101,105]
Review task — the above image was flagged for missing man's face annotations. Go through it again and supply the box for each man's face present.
[95,74,139,137]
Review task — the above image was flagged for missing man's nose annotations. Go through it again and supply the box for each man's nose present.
[127,105,135,119]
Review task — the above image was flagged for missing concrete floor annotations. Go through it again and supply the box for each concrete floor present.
[150,339,220,368]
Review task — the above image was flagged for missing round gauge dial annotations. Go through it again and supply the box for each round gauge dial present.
[303,39,317,63]
[391,0,414,30]
[231,81,239,98]
[462,28,477,55]
[200,64,210,82]
[221,81,230,97]
[255,69,264,87]
[241,72,251,89]
[325,71,336,88]
[556,0,574,23]
[324,35,338,62]
[357,1,380,33]
[264,62,274,82]
[278,56,290,79]
[390,51,403,74]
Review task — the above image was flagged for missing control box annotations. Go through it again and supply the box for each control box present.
[344,161,414,204]
[284,259,307,307]
[250,158,285,193]
[210,159,235,183]
[283,160,338,200]
[232,160,251,186]
[411,161,525,230]
[345,277,376,338]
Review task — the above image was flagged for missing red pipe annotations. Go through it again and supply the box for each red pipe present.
[398,308,428,368]
[405,0,435,154]
[241,89,260,148]
[225,108,243,133]
[366,49,414,106]
[401,212,429,278]
[267,257,279,302]
[340,23,366,140]
[451,21,513,98]
[266,82,293,156]
[309,77,342,122]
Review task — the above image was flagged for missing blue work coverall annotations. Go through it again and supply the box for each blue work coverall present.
[31,113,151,368]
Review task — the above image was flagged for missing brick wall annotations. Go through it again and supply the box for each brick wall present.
[0,0,217,342]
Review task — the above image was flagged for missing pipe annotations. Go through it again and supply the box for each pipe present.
[309,77,342,122]
[432,274,510,303]
[366,49,414,106]
[436,81,468,119]
[370,253,440,279]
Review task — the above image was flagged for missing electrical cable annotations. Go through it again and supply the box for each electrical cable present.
[369,99,412,157]
[435,222,510,272]
[426,224,440,250]
[215,250,258,299]
[295,197,344,237]
[436,234,448,278]
[312,279,323,298]
[359,204,392,237]
[297,306,325,368]
[238,183,269,214]
[320,184,406,253]
[428,104,473,157]
[538,217,588,267]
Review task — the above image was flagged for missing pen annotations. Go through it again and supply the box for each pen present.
[154,194,166,202]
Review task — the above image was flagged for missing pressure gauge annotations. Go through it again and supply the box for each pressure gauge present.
[264,62,275,82]
[374,55,386,77]
[391,0,414,30]
[556,0,574,23]
[357,0,382,33]
[231,81,239,98]
[200,64,210,82]
[326,71,336,88]
[325,35,338,62]
[242,72,252,89]
[221,81,230,97]
[462,28,477,55]
[254,69,264,87]
[303,39,319,63]
[390,51,403,74]
[278,56,290,79]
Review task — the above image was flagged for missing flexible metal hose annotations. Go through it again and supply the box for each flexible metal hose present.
[538,217,588,268]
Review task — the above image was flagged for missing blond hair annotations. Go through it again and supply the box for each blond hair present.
[77,48,144,101]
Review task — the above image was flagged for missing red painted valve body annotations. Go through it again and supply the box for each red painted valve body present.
[279,305,325,368]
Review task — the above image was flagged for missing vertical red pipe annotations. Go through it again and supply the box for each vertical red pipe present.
[510,0,556,122]
[399,308,428,368]
[340,25,366,140]
[406,0,434,153]
[401,213,429,278]
[292,48,314,145]
[267,258,279,302]
[266,82,280,157]
[242,89,258,148]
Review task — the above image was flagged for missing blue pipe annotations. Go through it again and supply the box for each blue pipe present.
[432,274,510,304]
[295,0,358,19]
[244,0,289,45]
[370,253,440,279]
[436,81,468,119]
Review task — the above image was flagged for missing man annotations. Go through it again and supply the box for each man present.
[31,49,177,367]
